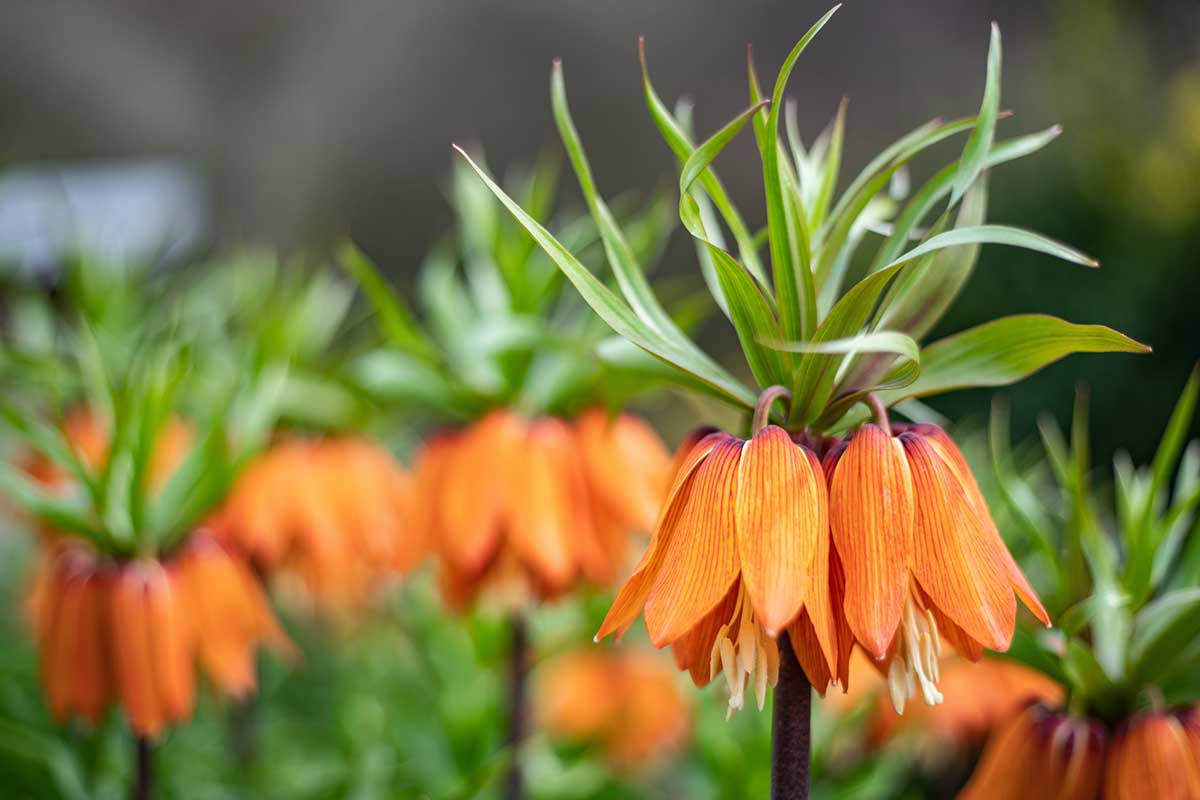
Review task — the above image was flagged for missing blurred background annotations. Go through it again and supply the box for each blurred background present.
[1,0,1197,456]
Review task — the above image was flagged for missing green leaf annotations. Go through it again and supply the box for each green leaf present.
[551,60,686,343]
[351,349,473,416]
[882,224,1099,271]
[879,315,1150,402]
[0,463,103,545]
[871,125,1061,270]
[338,241,435,360]
[639,40,769,289]
[0,403,98,502]
[453,147,757,409]
[873,179,984,340]
[1063,638,1120,702]
[951,23,1001,205]
[758,5,841,340]
[1129,588,1200,683]
[678,100,786,388]
[789,261,907,425]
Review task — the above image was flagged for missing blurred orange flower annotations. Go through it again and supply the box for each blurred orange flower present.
[834,651,1063,752]
[959,702,1106,800]
[211,436,420,612]
[1105,709,1200,800]
[29,534,291,738]
[597,426,849,716]
[826,422,1049,714]
[537,647,689,771]
[23,408,192,496]
[418,408,670,610]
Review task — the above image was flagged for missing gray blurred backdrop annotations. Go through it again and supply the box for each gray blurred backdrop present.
[2,0,1198,458]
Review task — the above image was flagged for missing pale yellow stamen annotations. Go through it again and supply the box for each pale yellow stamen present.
[886,592,943,715]
[708,582,778,718]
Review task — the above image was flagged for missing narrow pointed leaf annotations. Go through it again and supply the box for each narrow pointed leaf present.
[951,24,1001,205]
[455,146,756,409]
[879,314,1150,402]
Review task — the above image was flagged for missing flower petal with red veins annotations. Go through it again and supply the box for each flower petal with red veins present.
[735,427,823,636]
[577,410,670,531]
[671,583,739,687]
[829,424,913,659]
[596,432,728,641]
[145,565,195,724]
[918,425,1051,627]
[903,433,1015,650]
[785,612,833,695]
[644,437,743,647]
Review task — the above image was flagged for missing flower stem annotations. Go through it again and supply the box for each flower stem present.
[503,612,530,800]
[132,736,154,800]
[771,633,812,800]
[866,393,891,431]
[753,385,793,434]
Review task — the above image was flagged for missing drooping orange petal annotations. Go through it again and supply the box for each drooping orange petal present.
[440,411,522,576]
[46,563,86,721]
[73,570,112,724]
[576,409,671,531]
[785,612,833,696]
[828,424,913,659]
[734,427,825,637]
[146,565,195,724]
[670,582,739,687]
[903,433,1015,650]
[959,704,1049,800]
[596,432,727,641]
[916,424,1051,627]
[506,418,584,592]
[110,565,164,737]
[644,437,742,647]
[1107,712,1200,800]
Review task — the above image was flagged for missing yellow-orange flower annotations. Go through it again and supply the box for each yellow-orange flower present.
[826,422,1049,713]
[419,408,670,609]
[959,702,1106,800]
[211,437,420,611]
[537,647,690,770]
[29,534,290,737]
[1105,709,1200,800]
[597,426,846,716]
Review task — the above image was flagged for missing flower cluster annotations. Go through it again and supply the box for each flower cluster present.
[597,417,1047,717]
[29,534,291,737]
[212,436,421,612]
[961,703,1200,800]
[417,408,670,609]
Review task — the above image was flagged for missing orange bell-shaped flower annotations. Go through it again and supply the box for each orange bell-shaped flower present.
[419,408,668,609]
[211,436,420,611]
[537,647,690,771]
[597,425,844,715]
[1105,709,1200,800]
[30,534,290,738]
[960,702,1106,800]
[827,421,1049,713]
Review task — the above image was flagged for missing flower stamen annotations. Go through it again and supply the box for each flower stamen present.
[708,582,779,717]
[886,591,944,715]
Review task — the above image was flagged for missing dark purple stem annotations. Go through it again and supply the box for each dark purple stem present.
[771,632,812,800]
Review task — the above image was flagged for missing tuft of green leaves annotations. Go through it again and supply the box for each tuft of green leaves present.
[342,153,695,421]
[457,7,1147,432]
[990,367,1200,720]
